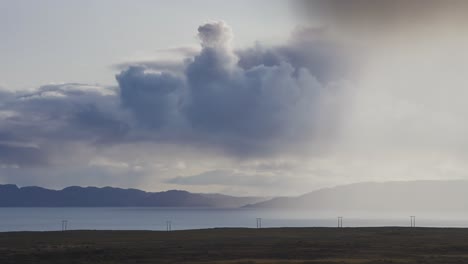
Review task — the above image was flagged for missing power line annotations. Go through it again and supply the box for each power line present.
[337,217,343,228]
[61,220,68,231]
[410,216,416,227]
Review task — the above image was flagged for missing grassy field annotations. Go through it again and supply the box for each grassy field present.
[2,227,468,263]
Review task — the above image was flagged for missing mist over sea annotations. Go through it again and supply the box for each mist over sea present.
[2,207,468,232]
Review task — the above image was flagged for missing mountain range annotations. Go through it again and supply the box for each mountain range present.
[246,180,468,212]
[1,180,468,210]
[0,184,266,207]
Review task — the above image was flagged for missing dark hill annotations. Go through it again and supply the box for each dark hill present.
[0,184,266,207]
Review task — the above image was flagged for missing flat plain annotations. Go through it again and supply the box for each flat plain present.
[2,227,468,263]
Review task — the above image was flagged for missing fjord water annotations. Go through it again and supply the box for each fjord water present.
[2,208,468,231]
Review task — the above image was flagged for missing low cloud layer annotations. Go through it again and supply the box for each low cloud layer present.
[0,83,127,167]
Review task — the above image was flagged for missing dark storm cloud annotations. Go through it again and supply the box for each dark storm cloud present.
[68,104,129,144]
[0,84,127,166]
[116,66,184,129]
[0,131,47,167]
[0,144,47,167]
[15,84,126,143]
[116,22,347,156]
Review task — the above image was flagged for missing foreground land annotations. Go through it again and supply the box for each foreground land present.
[2,227,468,263]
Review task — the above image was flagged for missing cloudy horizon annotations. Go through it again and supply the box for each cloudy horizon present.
[1,0,468,196]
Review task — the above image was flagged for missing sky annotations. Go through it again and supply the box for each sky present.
[1,0,468,196]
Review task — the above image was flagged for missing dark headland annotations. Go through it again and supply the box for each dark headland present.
[2,227,468,264]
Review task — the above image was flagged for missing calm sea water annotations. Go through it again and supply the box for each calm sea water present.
[1,207,468,231]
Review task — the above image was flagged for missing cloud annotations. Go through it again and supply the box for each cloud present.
[0,144,46,167]
[0,21,345,168]
[236,27,350,83]
[0,83,128,167]
[115,21,347,157]
[116,66,184,129]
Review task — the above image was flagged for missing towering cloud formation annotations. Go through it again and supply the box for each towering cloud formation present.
[116,21,346,156]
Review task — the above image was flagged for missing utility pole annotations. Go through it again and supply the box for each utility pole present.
[166,220,172,231]
[61,220,68,231]
[410,216,416,227]
[337,217,343,228]
[256,218,262,229]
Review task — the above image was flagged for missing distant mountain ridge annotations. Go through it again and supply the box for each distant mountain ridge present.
[0,184,267,208]
[4,180,467,210]
[246,180,468,212]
